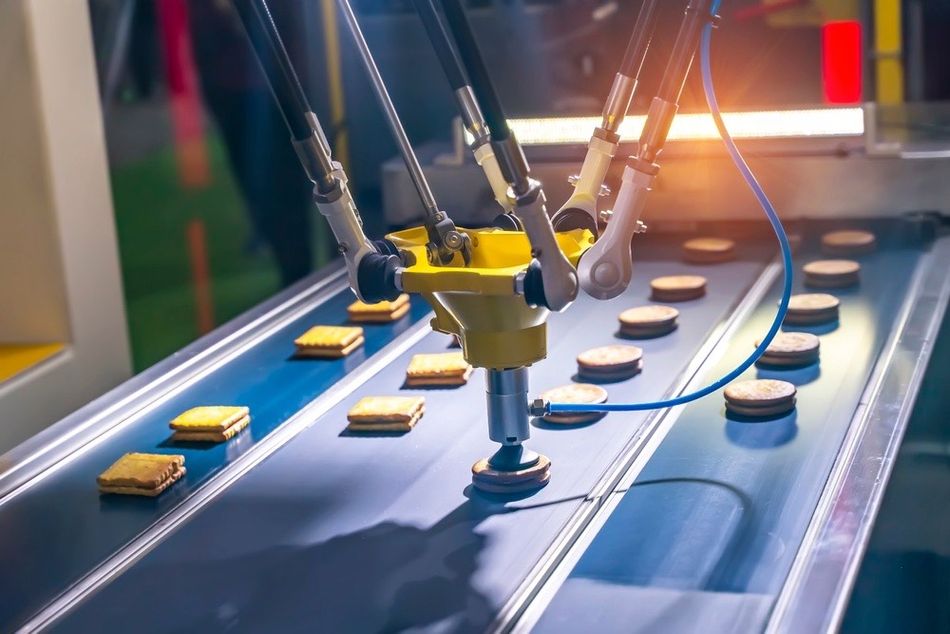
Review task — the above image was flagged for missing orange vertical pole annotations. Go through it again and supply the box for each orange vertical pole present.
[186,219,215,334]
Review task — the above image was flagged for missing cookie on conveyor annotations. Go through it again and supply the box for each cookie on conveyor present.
[755,332,820,367]
[650,275,707,302]
[803,259,860,289]
[724,379,797,418]
[682,237,736,264]
[97,453,186,497]
[471,454,551,494]
[821,230,876,256]
[618,305,679,339]
[170,406,251,443]
[783,293,840,326]
[294,325,365,358]
[577,344,643,382]
[538,383,608,425]
[346,396,425,432]
[405,352,473,387]
[347,293,411,323]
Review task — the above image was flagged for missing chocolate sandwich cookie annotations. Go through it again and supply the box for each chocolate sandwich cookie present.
[755,332,820,367]
[803,259,860,289]
[724,379,797,418]
[538,383,608,425]
[577,344,643,382]
[472,451,552,494]
[821,230,876,256]
[618,305,679,338]
[682,237,736,264]
[650,275,707,302]
[783,293,840,326]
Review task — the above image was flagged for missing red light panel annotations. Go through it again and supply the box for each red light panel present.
[822,21,863,104]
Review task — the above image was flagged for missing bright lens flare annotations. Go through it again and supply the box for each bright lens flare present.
[497,107,864,145]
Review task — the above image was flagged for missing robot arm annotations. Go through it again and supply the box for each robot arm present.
[552,0,661,235]
[232,0,396,302]
[578,0,717,300]
[434,0,579,312]
[410,0,512,215]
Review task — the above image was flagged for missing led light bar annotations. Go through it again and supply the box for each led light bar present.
[493,107,864,146]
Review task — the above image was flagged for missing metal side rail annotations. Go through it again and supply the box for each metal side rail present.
[766,233,950,634]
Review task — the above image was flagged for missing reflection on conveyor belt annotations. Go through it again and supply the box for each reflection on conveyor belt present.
[0,276,433,631]
[530,230,923,633]
[47,240,776,632]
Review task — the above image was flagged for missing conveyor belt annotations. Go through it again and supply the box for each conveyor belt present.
[527,231,928,633]
[25,240,773,633]
[0,271,433,631]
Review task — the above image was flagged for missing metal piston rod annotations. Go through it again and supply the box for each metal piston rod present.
[335,0,470,266]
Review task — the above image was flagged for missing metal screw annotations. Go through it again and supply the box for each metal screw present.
[445,231,463,249]
[567,174,580,186]
[598,183,612,197]
[635,220,648,234]
[599,209,613,223]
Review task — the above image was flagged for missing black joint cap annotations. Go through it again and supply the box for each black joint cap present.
[522,259,549,309]
[492,213,522,231]
[552,208,598,236]
[356,253,402,303]
[372,238,400,257]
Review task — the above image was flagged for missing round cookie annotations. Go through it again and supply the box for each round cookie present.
[803,259,860,289]
[821,230,876,256]
[682,237,736,264]
[577,344,643,381]
[618,305,679,338]
[650,275,707,302]
[784,293,840,326]
[726,398,797,418]
[724,379,796,407]
[539,383,609,425]
[472,453,551,493]
[755,332,820,367]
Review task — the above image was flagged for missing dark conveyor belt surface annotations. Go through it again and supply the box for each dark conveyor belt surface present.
[0,277,433,631]
[532,235,922,633]
[52,245,770,632]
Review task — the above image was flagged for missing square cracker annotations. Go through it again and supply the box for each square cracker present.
[294,325,364,350]
[173,415,250,443]
[347,294,409,318]
[348,303,410,323]
[347,412,423,433]
[170,406,249,431]
[99,466,186,497]
[405,352,472,379]
[97,453,185,489]
[294,337,365,358]
[347,396,425,422]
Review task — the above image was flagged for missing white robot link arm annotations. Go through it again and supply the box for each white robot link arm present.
[579,0,718,300]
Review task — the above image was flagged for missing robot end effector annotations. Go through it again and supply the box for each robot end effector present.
[570,0,717,300]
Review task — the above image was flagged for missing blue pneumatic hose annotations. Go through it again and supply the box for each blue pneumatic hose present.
[548,0,794,414]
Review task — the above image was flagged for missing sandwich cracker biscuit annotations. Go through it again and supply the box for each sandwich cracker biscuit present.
[170,406,249,432]
[294,325,365,358]
[97,453,186,497]
[347,294,411,323]
[405,352,473,387]
[347,396,426,432]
